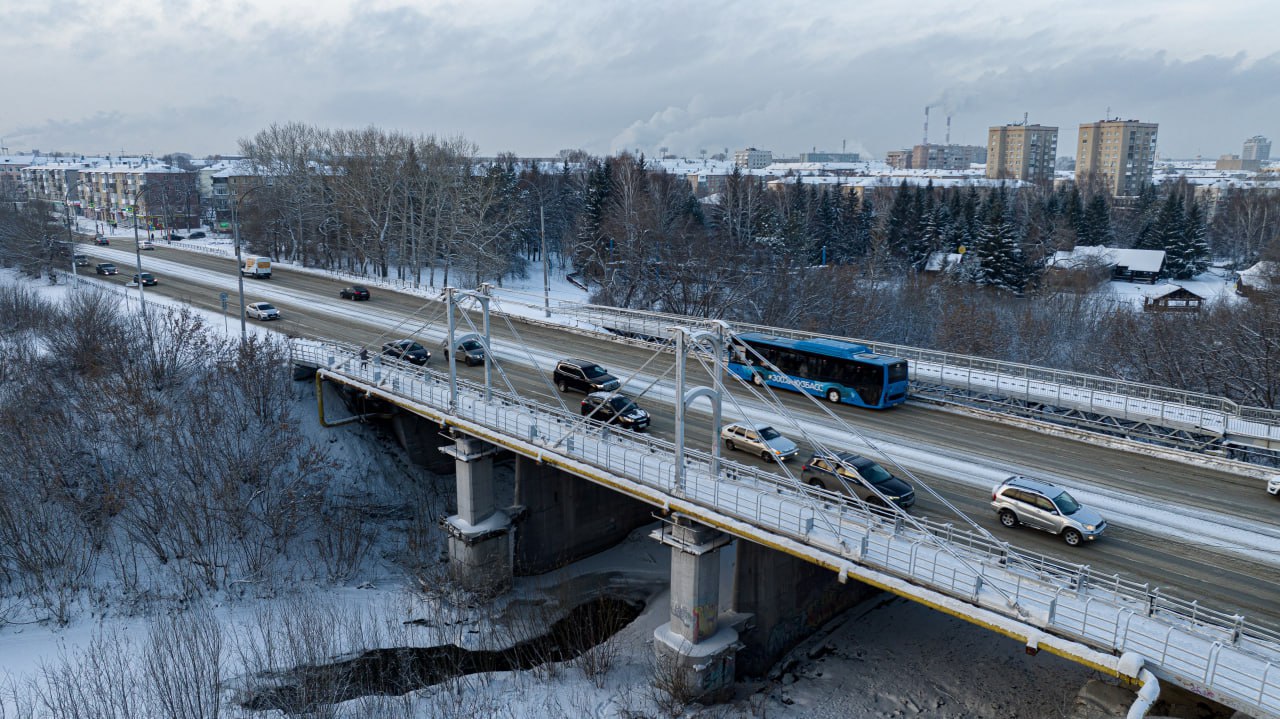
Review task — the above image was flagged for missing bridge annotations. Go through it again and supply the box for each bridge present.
[291,295,1280,718]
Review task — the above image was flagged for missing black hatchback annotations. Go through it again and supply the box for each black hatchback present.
[340,285,371,300]
[381,339,431,366]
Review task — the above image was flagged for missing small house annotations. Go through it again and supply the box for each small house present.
[1143,286,1204,313]
[1047,246,1166,284]
[1236,261,1278,296]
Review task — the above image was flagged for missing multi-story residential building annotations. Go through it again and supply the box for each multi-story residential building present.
[77,159,198,229]
[986,124,1059,185]
[0,154,39,199]
[734,148,773,169]
[1075,119,1159,197]
[911,144,987,171]
[1243,136,1271,161]
[885,149,912,170]
[798,151,860,163]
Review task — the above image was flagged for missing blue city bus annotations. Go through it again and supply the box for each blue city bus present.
[727,332,909,409]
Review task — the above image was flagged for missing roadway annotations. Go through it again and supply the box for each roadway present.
[77,237,1280,626]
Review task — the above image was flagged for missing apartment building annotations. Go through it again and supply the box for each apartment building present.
[1075,119,1159,197]
[986,124,1059,185]
[1243,135,1271,162]
[911,143,988,171]
[734,148,773,169]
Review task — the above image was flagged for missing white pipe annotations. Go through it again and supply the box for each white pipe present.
[1120,652,1160,719]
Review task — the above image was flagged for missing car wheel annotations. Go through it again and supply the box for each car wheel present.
[725,439,736,451]
[998,509,1018,528]
[1062,528,1082,546]
[760,449,773,461]
[752,373,764,386]
[826,388,841,403]
[807,479,825,491]
[556,379,568,392]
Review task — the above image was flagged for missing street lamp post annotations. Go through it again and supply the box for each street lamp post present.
[130,185,154,322]
[62,181,86,288]
[230,185,267,342]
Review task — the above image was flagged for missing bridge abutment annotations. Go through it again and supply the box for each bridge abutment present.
[731,539,877,677]
[441,435,511,595]
[512,456,653,575]
[652,515,739,703]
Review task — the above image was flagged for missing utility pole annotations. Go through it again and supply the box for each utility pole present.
[540,204,550,318]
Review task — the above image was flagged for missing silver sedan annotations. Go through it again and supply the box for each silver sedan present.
[720,422,799,462]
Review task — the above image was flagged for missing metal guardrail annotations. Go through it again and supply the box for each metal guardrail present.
[555,304,1280,449]
[296,341,1280,718]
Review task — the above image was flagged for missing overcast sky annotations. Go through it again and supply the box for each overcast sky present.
[3,0,1277,161]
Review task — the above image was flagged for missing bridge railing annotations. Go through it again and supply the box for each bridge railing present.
[295,342,1280,716]
[554,303,1280,446]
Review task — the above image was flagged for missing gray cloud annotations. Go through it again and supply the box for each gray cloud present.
[2,1,1277,159]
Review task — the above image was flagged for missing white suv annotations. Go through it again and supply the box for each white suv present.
[1268,476,1280,497]
[991,476,1105,546]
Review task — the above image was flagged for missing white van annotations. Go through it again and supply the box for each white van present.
[241,256,272,279]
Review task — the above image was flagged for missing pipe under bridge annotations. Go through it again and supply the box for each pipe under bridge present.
[292,339,1280,718]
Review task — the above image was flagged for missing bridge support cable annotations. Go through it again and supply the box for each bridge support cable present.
[728,331,1001,539]
[680,334,1014,604]
[722,331,1025,611]
[546,342,678,451]
[669,325,727,493]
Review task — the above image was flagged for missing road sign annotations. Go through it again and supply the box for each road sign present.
[219,292,229,312]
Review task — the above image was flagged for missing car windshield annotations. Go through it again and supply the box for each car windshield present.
[1052,491,1081,515]
[259,304,276,311]
[461,340,483,351]
[855,460,894,485]
[758,426,781,441]
[583,365,608,378]
[404,343,425,352]
[608,397,637,412]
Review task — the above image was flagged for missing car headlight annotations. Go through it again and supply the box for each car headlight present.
[1084,525,1095,531]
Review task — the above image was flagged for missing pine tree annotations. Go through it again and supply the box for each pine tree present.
[1147,190,1186,258]
[1079,194,1112,246]
[885,180,914,258]
[971,188,1027,292]
[1165,199,1210,279]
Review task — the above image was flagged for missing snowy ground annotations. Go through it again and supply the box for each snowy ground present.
[0,223,1164,717]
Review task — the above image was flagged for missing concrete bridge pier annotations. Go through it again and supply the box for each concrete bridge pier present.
[441,435,511,595]
[651,514,739,703]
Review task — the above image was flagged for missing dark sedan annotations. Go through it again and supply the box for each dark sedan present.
[340,285,371,301]
[381,339,431,366]
[95,263,118,275]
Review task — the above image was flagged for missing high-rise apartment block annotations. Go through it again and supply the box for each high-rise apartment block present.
[1075,120,1159,197]
[1243,135,1271,161]
[911,144,987,170]
[986,124,1058,184]
[734,148,773,169]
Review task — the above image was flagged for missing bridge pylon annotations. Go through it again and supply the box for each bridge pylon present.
[441,434,511,596]
[651,514,739,702]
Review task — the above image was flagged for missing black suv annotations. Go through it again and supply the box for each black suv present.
[800,451,915,510]
[580,392,650,431]
[554,358,621,394]
[381,339,431,366]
